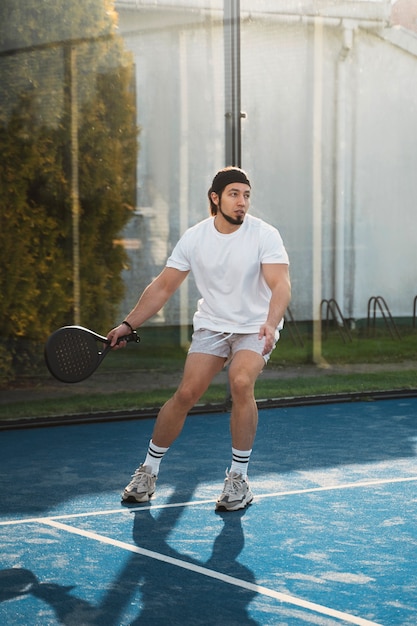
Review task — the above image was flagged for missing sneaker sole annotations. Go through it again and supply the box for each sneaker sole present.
[121,489,155,503]
[215,491,253,512]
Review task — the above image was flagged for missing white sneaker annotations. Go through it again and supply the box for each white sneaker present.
[122,464,157,502]
[215,470,253,511]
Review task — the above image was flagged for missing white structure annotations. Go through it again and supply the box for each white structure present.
[115,0,417,327]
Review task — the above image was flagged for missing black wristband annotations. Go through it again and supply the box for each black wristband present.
[121,320,134,332]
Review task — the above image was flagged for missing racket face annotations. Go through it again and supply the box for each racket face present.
[45,327,106,383]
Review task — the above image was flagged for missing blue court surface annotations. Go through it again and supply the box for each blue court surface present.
[1,397,417,625]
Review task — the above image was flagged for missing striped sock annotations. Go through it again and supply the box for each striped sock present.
[230,447,252,479]
[143,439,169,476]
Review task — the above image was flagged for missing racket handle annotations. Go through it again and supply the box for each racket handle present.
[116,330,140,344]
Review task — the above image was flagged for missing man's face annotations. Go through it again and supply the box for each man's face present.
[212,182,251,226]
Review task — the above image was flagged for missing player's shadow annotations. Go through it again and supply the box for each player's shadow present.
[99,492,259,625]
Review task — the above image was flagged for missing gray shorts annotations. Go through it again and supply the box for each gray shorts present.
[188,329,279,365]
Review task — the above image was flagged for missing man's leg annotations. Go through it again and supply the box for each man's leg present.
[151,352,225,447]
[215,349,264,511]
[122,352,224,502]
[227,349,265,451]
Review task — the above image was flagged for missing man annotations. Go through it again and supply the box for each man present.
[108,166,291,511]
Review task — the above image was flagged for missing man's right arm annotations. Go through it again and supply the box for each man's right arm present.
[107,267,189,347]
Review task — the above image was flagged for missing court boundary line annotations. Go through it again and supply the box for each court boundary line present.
[1,473,417,527]
[38,518,382,626]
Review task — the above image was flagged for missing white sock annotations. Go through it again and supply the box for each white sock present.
[230,447,252,479]
[143,439,169,476]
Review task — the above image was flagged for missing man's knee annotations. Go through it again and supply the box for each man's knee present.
[174,383,202,408]
[229,371,254,397]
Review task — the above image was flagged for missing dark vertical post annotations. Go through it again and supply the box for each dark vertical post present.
[70,46,81,325]
[224,0,241,167]
[64,43,81,325]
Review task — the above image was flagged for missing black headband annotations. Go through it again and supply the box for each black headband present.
[209,168,251,195]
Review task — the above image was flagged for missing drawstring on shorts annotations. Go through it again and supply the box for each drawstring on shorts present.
[199,331,234,348]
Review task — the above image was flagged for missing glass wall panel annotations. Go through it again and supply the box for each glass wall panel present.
[239,0,417,367]
[0,1,226,401]
[115,1,226,333]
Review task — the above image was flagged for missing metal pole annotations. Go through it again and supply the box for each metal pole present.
[224,0,241,167]
[312,17,328,368]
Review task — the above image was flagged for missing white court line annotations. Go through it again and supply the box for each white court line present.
[0,500,213,526]
[1,473,417,527]
[255,474,417,501]
[40,518,382,626]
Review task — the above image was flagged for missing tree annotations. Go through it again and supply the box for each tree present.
[0,0,138,381]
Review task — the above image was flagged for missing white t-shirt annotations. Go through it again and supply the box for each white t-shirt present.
[166,214,289,333]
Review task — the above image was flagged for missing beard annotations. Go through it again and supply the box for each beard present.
[218,203,244,226]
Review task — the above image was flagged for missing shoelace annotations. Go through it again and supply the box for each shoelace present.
[129,468,152,488]
[222,472,244,495]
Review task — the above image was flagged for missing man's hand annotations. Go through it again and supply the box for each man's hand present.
[107,324,131,349]
[258,322,277,356]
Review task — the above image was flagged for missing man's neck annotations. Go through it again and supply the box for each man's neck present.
[214,217,241,234]
[214,213,244,234]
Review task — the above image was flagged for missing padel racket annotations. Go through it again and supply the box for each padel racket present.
[44,325,139,383]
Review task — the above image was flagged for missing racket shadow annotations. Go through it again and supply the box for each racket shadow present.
[0,567,101,624]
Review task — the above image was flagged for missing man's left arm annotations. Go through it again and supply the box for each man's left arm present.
[259,263,291,355]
